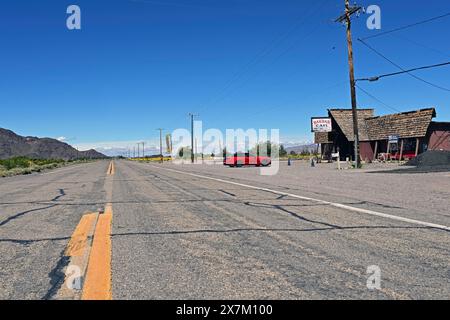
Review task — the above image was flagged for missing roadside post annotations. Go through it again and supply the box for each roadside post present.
[310,117,332,169]
[288,157,291,166]
[388,135,399,162]
[332,152,340,170]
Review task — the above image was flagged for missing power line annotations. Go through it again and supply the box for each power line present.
[390,34,450,59]
[200,23,325,110]
[356,61,450,82]
[358,38,450,92]
[355,84,400,113]
[360,12,450,41]
[195,0,333,114]
[236,80,348,122]
[128,0,208,9]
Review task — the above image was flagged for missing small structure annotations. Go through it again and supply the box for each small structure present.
[314,107,450,161]
[428,122,450,151]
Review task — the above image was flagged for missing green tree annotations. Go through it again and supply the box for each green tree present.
[251,141,285,157]
[279,144,287,157]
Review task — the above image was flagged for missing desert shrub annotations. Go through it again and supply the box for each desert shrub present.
[0,157,31,170]
[0,157,67,171]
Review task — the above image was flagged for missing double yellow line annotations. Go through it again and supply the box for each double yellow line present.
[61,161,115,300]
[107,161,115,175]
[65,213,98,258]
[81,204,113,300]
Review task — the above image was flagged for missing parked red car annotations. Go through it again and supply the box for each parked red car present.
[224,154,271,167]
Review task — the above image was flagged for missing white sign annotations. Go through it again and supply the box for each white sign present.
[311,118,332,132]
[388,135,399,143]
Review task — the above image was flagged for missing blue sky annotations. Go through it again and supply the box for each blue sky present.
[1,0,449,154]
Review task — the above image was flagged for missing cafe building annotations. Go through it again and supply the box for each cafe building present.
[314,107,450,161]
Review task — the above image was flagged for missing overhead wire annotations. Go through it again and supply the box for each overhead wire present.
[194,0,334,114]
[355,84,401,113]
[358,38,450,92]
[360,12,450,41]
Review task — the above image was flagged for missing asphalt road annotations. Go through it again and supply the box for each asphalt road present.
[0,160,449,299]
[0,161,109,299]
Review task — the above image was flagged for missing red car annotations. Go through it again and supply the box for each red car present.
[224,154,271,167]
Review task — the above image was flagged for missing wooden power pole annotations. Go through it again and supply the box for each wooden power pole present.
[157,128,164,163]
[336,0,362,168]
[189,113,198,164]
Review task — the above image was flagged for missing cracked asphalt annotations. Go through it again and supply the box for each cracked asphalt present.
[0,162,109,299]
[0,160,449,299]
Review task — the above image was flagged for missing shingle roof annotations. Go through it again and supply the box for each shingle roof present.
[328,109,374,141]
[365,108,436,140]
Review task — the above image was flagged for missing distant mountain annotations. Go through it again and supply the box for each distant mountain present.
[0,128,107,160]
[94,146,161,157]
[284,144,319,154]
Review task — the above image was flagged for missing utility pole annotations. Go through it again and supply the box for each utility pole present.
[142,142,145,159]
[336,0,362,168]
[157,128,164,163]
[188,113,198,164]
[195,138,198,163]
[137,143,140,159]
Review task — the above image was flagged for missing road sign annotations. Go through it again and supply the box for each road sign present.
[311,117,332,132]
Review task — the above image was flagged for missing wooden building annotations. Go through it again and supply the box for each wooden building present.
[315,107,450,161]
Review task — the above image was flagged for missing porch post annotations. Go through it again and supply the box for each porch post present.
[399,139,404,161]
[373,141,378,161]
[415,138,420,156]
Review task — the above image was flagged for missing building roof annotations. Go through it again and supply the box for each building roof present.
[365,108,436,140]
[328,109,374,142]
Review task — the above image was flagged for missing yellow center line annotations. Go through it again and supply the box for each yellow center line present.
[107,161,115,175]
[65,213,97,257]
[81,204,113,300]
[56,212,99,299]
